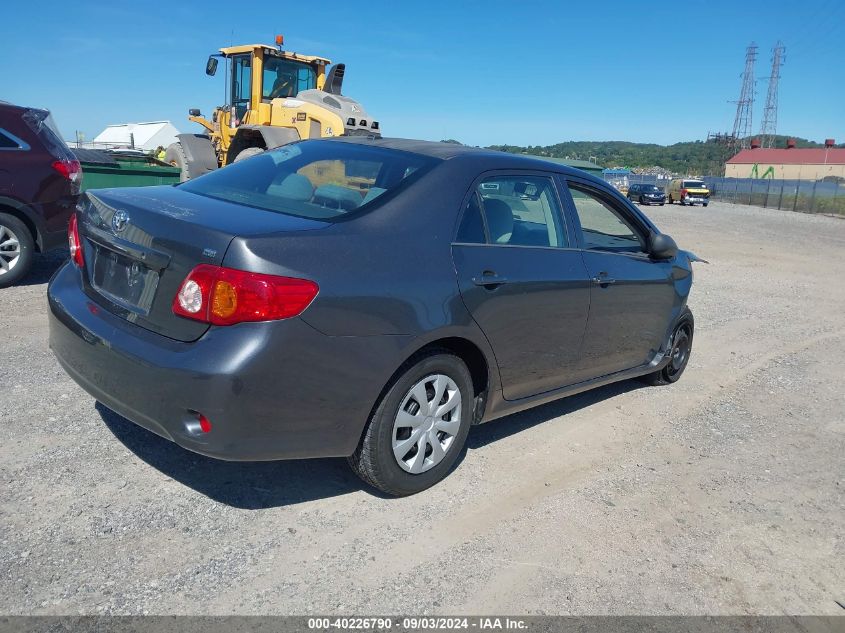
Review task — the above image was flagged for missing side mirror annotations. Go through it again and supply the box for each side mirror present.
[650,233,678,260]
[188,108,201,117]
[206,56,219,76]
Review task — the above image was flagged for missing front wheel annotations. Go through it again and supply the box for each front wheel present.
[0,213,35,288]
[642,312,694,386]
[348,352,474,496]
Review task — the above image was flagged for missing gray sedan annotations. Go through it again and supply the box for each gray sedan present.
[48,137,696,495]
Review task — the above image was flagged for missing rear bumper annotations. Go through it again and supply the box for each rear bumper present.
[48,262,411,461]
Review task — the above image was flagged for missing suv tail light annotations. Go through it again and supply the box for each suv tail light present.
[173,264,319,325]
[52,159,82,184]
[67,213,84,268]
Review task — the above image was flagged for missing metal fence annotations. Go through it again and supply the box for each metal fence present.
[701,177,845,215]
[596,173,845,216]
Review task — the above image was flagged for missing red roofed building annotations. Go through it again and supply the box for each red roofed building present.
[725,142,845,180]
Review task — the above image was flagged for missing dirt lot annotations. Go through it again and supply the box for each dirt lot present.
[1,201,843,616]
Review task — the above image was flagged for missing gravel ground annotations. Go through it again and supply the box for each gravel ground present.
[1,201,843,615]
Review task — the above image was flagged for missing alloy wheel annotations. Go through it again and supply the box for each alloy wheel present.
[392,374,462,474]
[0,224,21,276]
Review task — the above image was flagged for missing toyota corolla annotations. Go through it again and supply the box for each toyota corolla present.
[48,137,697,496]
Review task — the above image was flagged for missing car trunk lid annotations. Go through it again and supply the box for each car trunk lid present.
[77,186,329,342]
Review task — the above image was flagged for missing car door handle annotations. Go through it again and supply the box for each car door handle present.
[591,274,616,285]
[472,273,509,288]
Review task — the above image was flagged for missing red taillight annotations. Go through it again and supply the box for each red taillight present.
[680,188,688,197]
[67,213,84,268]
[173,264,319,325]
[198,414,212,433]
[52,159,82,183]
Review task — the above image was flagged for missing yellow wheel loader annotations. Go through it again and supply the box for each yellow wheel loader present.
[165,36,380,181]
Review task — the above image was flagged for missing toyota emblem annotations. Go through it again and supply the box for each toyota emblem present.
[111,210,129,233]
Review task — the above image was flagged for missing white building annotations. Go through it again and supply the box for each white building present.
[91,121,181,152]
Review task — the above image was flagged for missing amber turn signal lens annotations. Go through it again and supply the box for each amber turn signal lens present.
[211,280,238,319]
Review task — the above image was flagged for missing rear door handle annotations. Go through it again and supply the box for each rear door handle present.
[472,273,509,288]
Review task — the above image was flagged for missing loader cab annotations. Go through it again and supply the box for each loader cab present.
[212,44,328,123]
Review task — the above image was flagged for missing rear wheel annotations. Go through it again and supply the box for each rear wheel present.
[348,352,474,496]
[668,195,674,204]
[0,213,35,288]
[164,142,191,182]
[642,311,694,386]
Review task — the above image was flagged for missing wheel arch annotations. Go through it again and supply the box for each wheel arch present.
[0,199,41,251]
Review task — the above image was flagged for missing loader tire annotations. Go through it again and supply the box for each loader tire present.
[164,142,192,182]
[233,147,265,163]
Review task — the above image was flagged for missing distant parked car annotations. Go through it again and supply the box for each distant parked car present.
[0,101,81,287]
[49,138,698,496]
[667,178,710,206]
[627,184,666,206]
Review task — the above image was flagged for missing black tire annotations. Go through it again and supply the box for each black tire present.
[642,310,694,386]
[233,147,265,162]
[639,196,647,205]
[668,195,674,204]
[163,142,192,182]
[348,351,474,496]
[703,202,709,207]
[659,202,665,206]
[0,212,35,288]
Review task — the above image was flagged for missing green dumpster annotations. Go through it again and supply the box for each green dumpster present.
[74,149,182,191]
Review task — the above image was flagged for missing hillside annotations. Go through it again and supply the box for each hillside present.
[486,135,841,176]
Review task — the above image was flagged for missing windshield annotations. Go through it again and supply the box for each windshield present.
[683,180,706,188]
[642,185,661,192]
[263,57,317,100]
[180,141,439,220]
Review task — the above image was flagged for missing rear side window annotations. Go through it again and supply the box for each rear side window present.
[455,194,485,243]
[474,175,567,248]
[180,141,439,220]
[0,130,21,149]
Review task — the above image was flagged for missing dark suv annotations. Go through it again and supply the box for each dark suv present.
[627,183,666,206]
[0,102,81,287]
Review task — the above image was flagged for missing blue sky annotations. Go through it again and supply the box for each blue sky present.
[4,0,843,147]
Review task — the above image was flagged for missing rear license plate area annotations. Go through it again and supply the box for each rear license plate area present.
[91,246,159,313]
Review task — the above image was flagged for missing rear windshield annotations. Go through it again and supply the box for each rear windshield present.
[180,141,440,220]
[682,180,706,188]
[22,109,74,161]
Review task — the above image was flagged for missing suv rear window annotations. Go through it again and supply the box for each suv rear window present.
[180,141,439,220]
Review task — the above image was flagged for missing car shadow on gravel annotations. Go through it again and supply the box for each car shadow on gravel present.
[466,379,647,450]
[19,249,69,286]
[98,380,646,507]
[97,403,378,509]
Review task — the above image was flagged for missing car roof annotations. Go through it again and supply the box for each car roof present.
[325,136,610,183]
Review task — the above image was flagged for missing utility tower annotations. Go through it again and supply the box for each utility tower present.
[759,42,786,148]
[730,43,758,151]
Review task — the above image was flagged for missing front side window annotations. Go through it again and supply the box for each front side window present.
[567,183,646,254]
[263,57,317,100]
[180,141,439,220]
[474,175,567,248]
